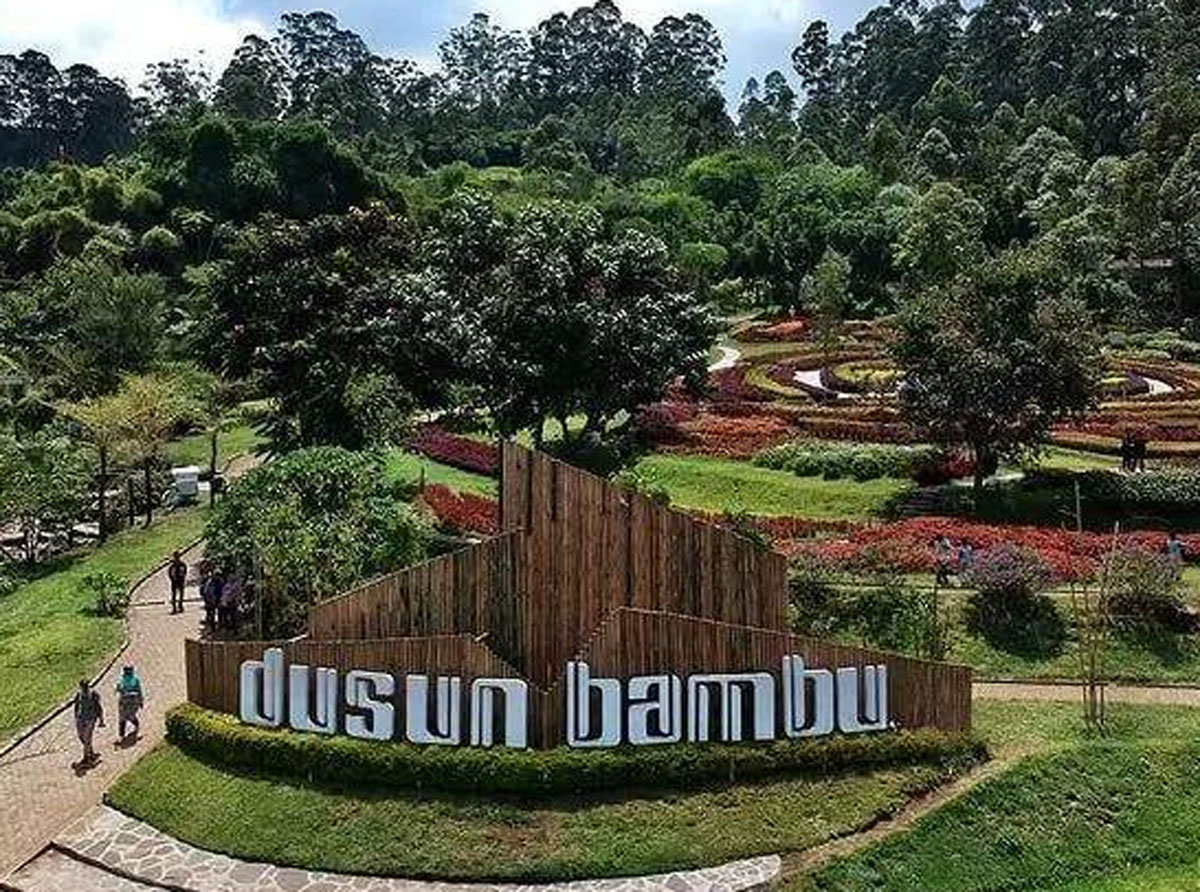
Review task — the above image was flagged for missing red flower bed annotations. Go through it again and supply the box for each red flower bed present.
[741,316,810,342]
[691,512,864,540]
[794,517,1200,580]
[709,366,775,403]
[420,485,498,535]
[672,413,796,457]
[409,425,499,475]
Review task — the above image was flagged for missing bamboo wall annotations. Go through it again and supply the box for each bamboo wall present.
[309,444,788,686]
[187,608,971,747]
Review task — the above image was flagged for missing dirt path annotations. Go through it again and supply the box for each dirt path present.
[973,680,1200,706]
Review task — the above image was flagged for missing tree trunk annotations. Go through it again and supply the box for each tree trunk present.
[532,416,545,450]
[972,443,987,497]
[97,446,108,542]
[209,430,218,507]
[143,459,153,528]
[127,476,136,528]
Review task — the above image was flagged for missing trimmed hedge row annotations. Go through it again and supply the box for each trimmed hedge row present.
[167,704,987,798]
[1028,468,1200,512]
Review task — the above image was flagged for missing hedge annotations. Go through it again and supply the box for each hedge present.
[1027,468,1200,512]
[167,704,987,798]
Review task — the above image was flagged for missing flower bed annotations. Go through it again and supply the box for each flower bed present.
[709,366,777,403]
[740,316,810,342]
[793,517,1200,580]
[420,484,499,535]
[409,425,499,475]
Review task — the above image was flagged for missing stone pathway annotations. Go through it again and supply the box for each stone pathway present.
[0,549,206,878]
[10,806,780,892]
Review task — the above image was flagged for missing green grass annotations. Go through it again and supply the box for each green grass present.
[164,425,266,469]
[383,452,497,497]
[795,701,1200,891]
[106,744,957,882]
[0,509,209,745]
[630,454,911,519]
[1019,447,1122,473]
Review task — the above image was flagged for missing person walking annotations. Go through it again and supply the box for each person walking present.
[956,540,975,579]
[168,550,188,614]
[72,679,104,766]
[1167,532,1186,568]
[933,536,953,587]
[1134,434,1148,473]
[219,576,242,633]
[115,665,145,741]
[201,566,223,632]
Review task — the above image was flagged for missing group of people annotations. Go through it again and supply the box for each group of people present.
[71,665,143,768]
[168,551,244,633]
[1120,433,1150,473]
[933,535,975,586]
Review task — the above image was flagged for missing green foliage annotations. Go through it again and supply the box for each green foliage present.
[756,440,940,482]
[165,703,986,797]
[83,570,131,618]
[204,447,430,637]
[1103,548,1188,631]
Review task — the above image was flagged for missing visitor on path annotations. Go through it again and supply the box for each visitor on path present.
[168,551,188,613]
[219,576,242,632]
[115,665,144,741]
[956,540,975,578]
[1133,434,1148,473]
[72,679,104,766]
[1168,533,1186,568]
[933,536,954,586]
[1120,434,1134,473]
[201,566,223,632]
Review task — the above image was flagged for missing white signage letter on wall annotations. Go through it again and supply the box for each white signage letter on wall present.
[782,655,834,739]
[288,664,339,735]
[344,670,395,742]
[406,675,462,745]
[836,665,889,734]
[687,673,775,743]
[627,674,682,745]
[469,678,529,748]
[566,661,621,747]
[239,647,284,728]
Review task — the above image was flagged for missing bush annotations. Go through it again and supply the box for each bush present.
[85,570,131,617]
[204,447,430,637]
[965,545,1062,655]
[1103,548,1193,632]
[756,439,966,484]
[789,553,844,636]
[166,703,987,798]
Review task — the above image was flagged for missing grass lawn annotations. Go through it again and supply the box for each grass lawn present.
[383,451,497,497]
[630,454,911,519]
[793,701,1200,891]
[0,509,209,745]
[164,424,266,470]
[106,745,958,882]
[1019,447,1121,473]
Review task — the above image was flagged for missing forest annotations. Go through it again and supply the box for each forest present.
[1,0,1200,563]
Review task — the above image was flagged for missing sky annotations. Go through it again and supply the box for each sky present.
[0,0,878,104]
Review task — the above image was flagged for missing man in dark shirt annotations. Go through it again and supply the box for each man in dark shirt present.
[167,551,187,614]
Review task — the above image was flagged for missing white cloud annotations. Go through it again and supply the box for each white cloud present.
[0,0,266,90]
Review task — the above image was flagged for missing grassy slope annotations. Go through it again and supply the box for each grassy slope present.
[164,425,266,470]
[630,454,910,519]
[798,702,1200,892]
[106,747,951,882]
[383,452,497,497]
[0,509,209,745]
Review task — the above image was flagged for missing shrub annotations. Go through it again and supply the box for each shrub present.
[205,447,430,637]
[166,703,987,798]
[85,570,131,617]
[789,553,844,636]
[1103,548,1192,632]
[965,545,1062,655]
[756,439,963,483]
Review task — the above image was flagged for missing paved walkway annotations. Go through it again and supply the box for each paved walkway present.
[0,548,205,878]
[9,806,780,892]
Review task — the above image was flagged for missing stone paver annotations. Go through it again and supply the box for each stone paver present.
[6,847,162,891]
[35,805,779,892]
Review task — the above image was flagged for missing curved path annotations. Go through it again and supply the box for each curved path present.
[0,545,206,879]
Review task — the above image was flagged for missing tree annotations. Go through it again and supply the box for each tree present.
[0,430,90,563]
[895,182,986,286]
[204,447,430,637]
[805,248,852,357]
[894,250,1101,492]
[213,35,288,121]
[115,372,197,526]
[59,391,132,540]
[140,58,211,120]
